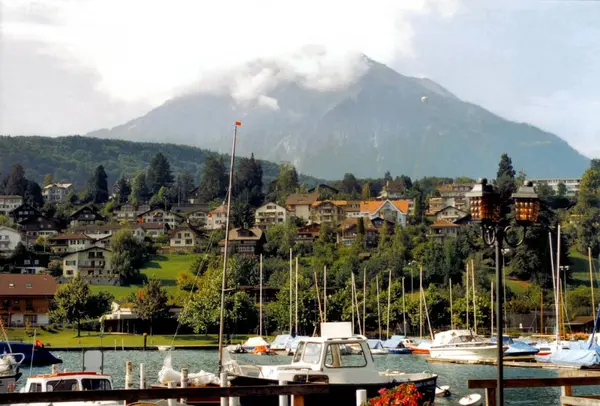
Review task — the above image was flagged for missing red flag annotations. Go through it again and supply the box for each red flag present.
[35,339,43,347]
[235,121,242,126]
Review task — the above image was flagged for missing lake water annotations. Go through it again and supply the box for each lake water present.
[22,350,600,405]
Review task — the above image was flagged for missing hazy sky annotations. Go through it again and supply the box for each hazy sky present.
[1,0,599,157]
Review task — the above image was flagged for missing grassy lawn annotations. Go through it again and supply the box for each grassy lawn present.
[3,328,253,348]
[505,279,530,294]
[89,254,196,301]
[569,247,594,287]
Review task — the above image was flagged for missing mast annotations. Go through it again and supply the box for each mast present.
[295,256,299,335]
[376,274,381,340]
[289,249,293,335]
[419,264,423,339]
[351,272,355,335]
[259,253,263,337]
[472,258,477,335]
[387,270,391,340]
[450,278,454,330]
[549,231,559,343]
[363,268,366,335]
[217,121,240,371]
[402,276,407,335]
[466,262,470,331]
[557,224,562,340]
[590,247,596,318]
[323,266,327,323]
[491,282,494,335]
[354,275,362,335]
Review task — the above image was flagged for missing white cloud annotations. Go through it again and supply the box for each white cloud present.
[1,0,460,106]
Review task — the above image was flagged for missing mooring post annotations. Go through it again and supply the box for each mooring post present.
[125,361,133,389]
[180,367,188,404]
[167,381,176,406]
[143,333,147,351]
[114,339,117,351]
[278,380,289,406]
[139,363,146,389]
[485,388,497,406]
[51,364,57,375]
[356,389,367,406]
[220,372,228,406]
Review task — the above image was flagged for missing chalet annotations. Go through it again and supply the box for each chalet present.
[0,226,23,256]
[169,204,210,227]
[296,223,320,244]
[42,183,73,203]
[9,204,42,224]
[14,254,50,274]
[0,274,57,327]
[49,233,95,254]
[0,195,23,216]
[138,208,183,228]
[428,197,469,215]
[113,203,150,222]
[310,200,345,224]
[338,217,394,248]
[437,183,473,198]
[187,187,204,204]
[428,219,460,240]
[69,206,105,227]
[434,206,469,222]
[72,224,125,240]
[255,203,289,229]
[132,223,170,240]
[62,246,113,279]
[18,216,61,238]
[169,222,203,249]
[207,205,228,230]
[285,192,320,222]
[358,200,408,227]
[219,227,265,257]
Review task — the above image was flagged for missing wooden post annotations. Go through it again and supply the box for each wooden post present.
[278,380,289,406]
[485,388,497,406]
[472,258,477,334]
[292,394,305,406]
[356,389,367,406]
[590,247,596,318]
[220,372,228,406]
[139,363,146,390]
[125,361,133,389]
[180,368,188,404]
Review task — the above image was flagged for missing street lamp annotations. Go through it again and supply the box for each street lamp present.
[466,178,540,406]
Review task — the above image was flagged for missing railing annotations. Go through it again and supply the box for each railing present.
[468,375,600,406]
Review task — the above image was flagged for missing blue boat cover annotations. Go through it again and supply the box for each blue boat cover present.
[535,348,600,367]
[382,335,406,349]
[367,339,385,350]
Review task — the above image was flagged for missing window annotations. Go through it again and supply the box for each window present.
[185,239,192,245]
[28,383,42,392]
[47,379,78,392]
[324,343,368,368]
[293,342,305,363]
[81,379,112,391]
[26,283,32,288]
[24,259,31,265]
[302,342,322,364]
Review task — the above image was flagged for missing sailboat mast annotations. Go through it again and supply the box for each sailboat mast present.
[217,121,240,371]
[419,264,423,339]
[491,282,494,335]
[549,231,558,342]
[363,268,366,335]
[351,273,356,335]
[259,253,263,337]
[590,247,596,318]
[466,262,470,331]
[295,256,299,335]
[289,249,293,335]
[376,274,381,340]
[324,266,327,322]
[472,259,477,335]
[402,277,407,335]
[387,270,391,340]
[557,225,562,339]
[449,278,453,330]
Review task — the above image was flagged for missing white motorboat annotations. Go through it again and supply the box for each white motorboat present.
[270,334,293,355]
[429,330,506,361]
[223,322,438,406]
[0,352,24,394]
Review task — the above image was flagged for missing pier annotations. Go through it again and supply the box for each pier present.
[427,357,600,370]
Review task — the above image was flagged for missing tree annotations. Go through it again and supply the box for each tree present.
[273,163,299,202]
[496,153,517,201]
[199,155,227,201]
[129,171,150,204]
[24,180,44,208]
[135,279,170,335]
[361,183,371,200]
[147,152,174,194]
[149,186,170,209]
[49,276,113,336]
[110,230,148,282]
[341,173,360,196]
[557,182,567,198]
[577,159,600,210]
[231,199,254,229]
[43,174,53,187]
[173,171,195,203]
[0,215,12,227]
[234,153,263,206]
[113,176,131,204]
[4,164,26,196]
[88,165,109,204]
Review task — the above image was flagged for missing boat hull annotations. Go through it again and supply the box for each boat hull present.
[429,345,500,361]
[406,344,430,355]
[387,348,411,354]
[0,343,61,367]
[229,374,437,406]
[0,372,21,394]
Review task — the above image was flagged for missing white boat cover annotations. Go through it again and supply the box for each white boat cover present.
[285,336,310,351]
[382,335,406,348]
[271,334,293,349]
[367,339,386,350]
[242,336,269,348]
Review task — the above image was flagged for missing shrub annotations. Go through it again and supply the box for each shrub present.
[363,383,424,406]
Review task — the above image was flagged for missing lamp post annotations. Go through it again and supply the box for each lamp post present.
[466,178,540,406]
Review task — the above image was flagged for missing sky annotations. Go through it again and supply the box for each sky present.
[1,0,599,158]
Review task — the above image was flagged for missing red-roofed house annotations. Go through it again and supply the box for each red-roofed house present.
[0,274,57,326]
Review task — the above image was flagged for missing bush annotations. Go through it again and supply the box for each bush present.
[362,384,424,406]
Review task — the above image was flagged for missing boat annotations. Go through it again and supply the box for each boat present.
[0,352,24,394]
[157,345,174,352]
[366,339,388,355]
[382,336,411,354]
[459,393,483,406]
[490,336,539,358]
[225,344,247,354]
[12,371,121,405]
[428,330,506,361]
[223,322,438,406]
[403,338,431,355]
[241,336,270,352]
[0,342,61,367]
[269,334,292,355]
[435,385,451,397]
[284,335,309,356]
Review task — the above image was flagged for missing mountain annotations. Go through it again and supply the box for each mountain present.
[87,57,589,179]
[0,136,320,188]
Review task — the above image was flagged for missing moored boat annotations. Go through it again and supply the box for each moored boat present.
[241,336,270,352]
[0,342,61,367]
[403,338,431,355]
[490,336,539,358]
[366,339,388,355]
[270,334,292,355]
[0,352,24,394]
[429,330,505,361]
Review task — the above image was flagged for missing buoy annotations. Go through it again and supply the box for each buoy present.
[459,393,483,406]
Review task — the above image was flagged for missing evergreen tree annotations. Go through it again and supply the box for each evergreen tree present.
[361,183,371,200]
[173,171,195,203]
[576,159,600,210]
[357,217,366,236]
[147,152,174,194]
[43,174,53,187]
[23,180,43,208]
[113,176,131,204]
[234,153,263,207]
[495,153,517,201]
[341,173,359,196]
[276,163,299,194]
[231,199,255,228]
[129,171,150,204]
[4,164,26,196]
[149,186,170,209]
[199,155,227,201]
[89,165,109,204]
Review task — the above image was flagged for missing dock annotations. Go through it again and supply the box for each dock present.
[426,357,600,370]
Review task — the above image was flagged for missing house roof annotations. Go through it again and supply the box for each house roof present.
[170,222,203,237]
[8,204,41,214]
[138,209,183,218]
[43,183,72,190]
[569,316,595,326]
[63,246,112,257]
[360,199,409,214]
[170,204,210,215]
[430,219,460,229]
[50,233,94,241]
[307,184,340,194]
[70,205,99,217]
[435,205,469,216]
[285,192,320,206]
[0,274,57,296]
[437,183,472,192]
[0,195,22,199]
[210,205,227,214]
[311,200,344,208]
[73,224,125,233]
[0,226,20,234]
[223,227,264,242]
[136,223,169,230]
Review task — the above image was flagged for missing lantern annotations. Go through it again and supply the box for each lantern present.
[512,180,540,223]
[466,178,494,222]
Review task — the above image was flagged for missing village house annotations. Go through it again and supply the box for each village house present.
[339,201,361,218]
[428,219,460,240]
[206,205,228,230]
[428,197,469,215]
[295,223,321,245]
[113,203,151,223]
[285,192,320,222]
[169,222,203,250]
[0,274,57,327]
[42,183,73,203]
[358,200,408,227]
[437,183,473,198]
[186,187,204,204]
[138,208,183,228]
[69,206,105,227]
[310,200,345,224]
[169,204,210,227]
[219,227,265,257]
[72,224,125,240]
[132,223,170,240]
[14,253,50,274]
[62,246,113,279]
[434,206,469,222]
[0,195,24,216]
[338,217,394,247]
[49,233,95,254]
[255,202,289,229]
[9,204,42,224]
[18,215,61,239]
[0,226,23,256]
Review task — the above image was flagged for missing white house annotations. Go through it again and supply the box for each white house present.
[138,208,183,228]
[49,233,95,254]
[285,192,319,222]
[207,205,228,230]
[42,183,73,203]
[358,200,408,227]
[62,247,113,278]
[532,178,581,196]
[255,203,288,229]
[0,226,23,256]
[0,195,23,216]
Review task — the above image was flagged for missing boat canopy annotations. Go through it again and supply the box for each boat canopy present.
[242,337,269,348]
[285,336,310,351]
[382,335,406,349]
[270,335,293,349]
[367,339,385,350]
[432,330,477,346]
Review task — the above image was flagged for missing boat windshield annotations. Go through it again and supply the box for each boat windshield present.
[293,342,305,363]
[324,343,367,368]
[448,335,487,344]
[47,379,78,392]
[82,378,112,391]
